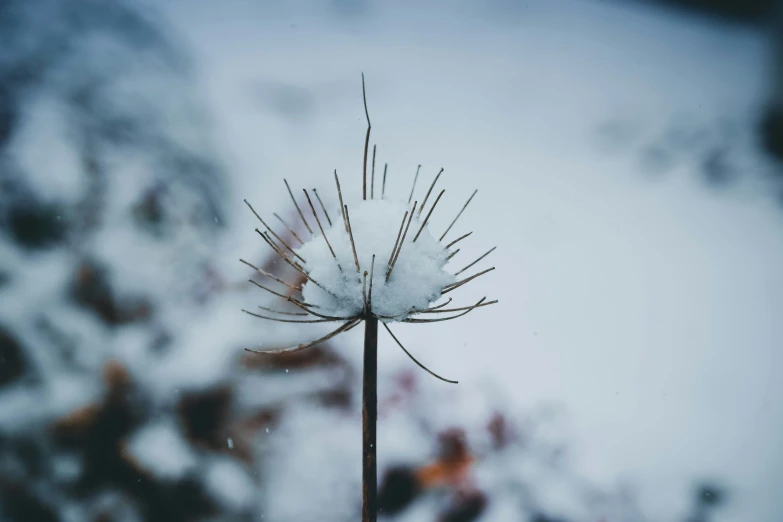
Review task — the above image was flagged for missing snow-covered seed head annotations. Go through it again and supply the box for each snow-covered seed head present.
[298,197,453,320]
[241,75,497,380]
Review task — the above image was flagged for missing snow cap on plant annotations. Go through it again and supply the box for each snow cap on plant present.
[240,74,497,382]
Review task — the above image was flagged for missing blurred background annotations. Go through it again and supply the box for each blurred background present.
[1,0,782,520]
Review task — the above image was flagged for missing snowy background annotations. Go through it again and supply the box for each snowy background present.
[1,0,782,521]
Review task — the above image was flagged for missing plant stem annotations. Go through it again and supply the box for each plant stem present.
[362,317,378,522]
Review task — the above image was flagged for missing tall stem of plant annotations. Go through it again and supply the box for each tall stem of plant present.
[362,317,378,522]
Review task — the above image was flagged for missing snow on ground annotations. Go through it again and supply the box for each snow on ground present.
[156,0,783,520]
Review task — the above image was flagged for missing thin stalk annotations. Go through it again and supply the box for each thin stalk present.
[413,189,445,242]
[284,179,313,235]
[440,189,477,241]
[408,165,421,204]
[455,247,496,276]
[387,201,416,281]
[273,213,305,246]
[418,168,443,216]
[362,318,378,522]
[445,231,472,249]
[312,189,333,226]
[362,73,371,200]
[371,144,376,199]
[383,323,458,384]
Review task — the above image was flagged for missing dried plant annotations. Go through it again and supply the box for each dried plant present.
[241,74,496,521]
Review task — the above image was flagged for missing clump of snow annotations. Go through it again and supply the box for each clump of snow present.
[203,457,256,511]
[261,404,361,522]
[296,198,454,320]
[126,421,198,481]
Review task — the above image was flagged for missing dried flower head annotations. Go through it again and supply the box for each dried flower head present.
[241,75,496,383]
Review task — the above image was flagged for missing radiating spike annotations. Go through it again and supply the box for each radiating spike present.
[413,189,445,242]
[440,189,477,241]
[245,319,360,355]
[239,258,301,291]
[446,248,460,261]
[312,189,333,227]
[418,168,443,215]
[284,179,314,235]
[284,297,351,320]
[247,279,313,311]
[257,305,308,317]
[344,205,361,273]
[371,144,376,199]
[243,309,340,323]
[382,163,388,199]
[334,170,346,223]
[420,299,498,314]
[362,73,371,200]
[259,230,334,295]
[445,231,472,250]
[273,212,305,246]
[386,210,408,274]
[415,298,453,313]
[404,297,487,322]
[383,323,458,384]
[367,255,375,310]
[244,199,306,263]
[303,189,342,271]
[408,165,420,204]
[454,247,496,276]
[362,271,368,313]
[387,200,416,281]
[255,229,302,272]
[442,267,495,295]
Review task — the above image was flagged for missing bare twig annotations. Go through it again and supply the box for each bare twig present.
[334,170,346,223]
[455,247,496,276]
[239,258,302,291]
[415,298,453,313]
[367,255,375,310]
[285,297,352,320]
[362,73,371,201]
[445,231,472,250]
[383,323,458,384]
[408,165,420,204]
[344,205,361,273]
[372,307,416,320]
[244,200,306,263]
[312,189,333,227]
[362,271,368,313]
[273,212,305,246]
[387,201,416,281]
[442,267,495,294]
[247,279,312,310]
[242,309,340,323]
[404,297,487,323]
[418,168,443,215]
[245,319,360,355]
[258,230,334,295]
[371,144,376,199]
[385,210,408,275]
[257,305,308,317]
[284,179,314,235]
[440,190,477,241]
[413,189,445,242]
[446,249,460,261]
[382,163,388,199]
[419,299,497,314]
[304,189,342,271]
[255,229,304,271]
